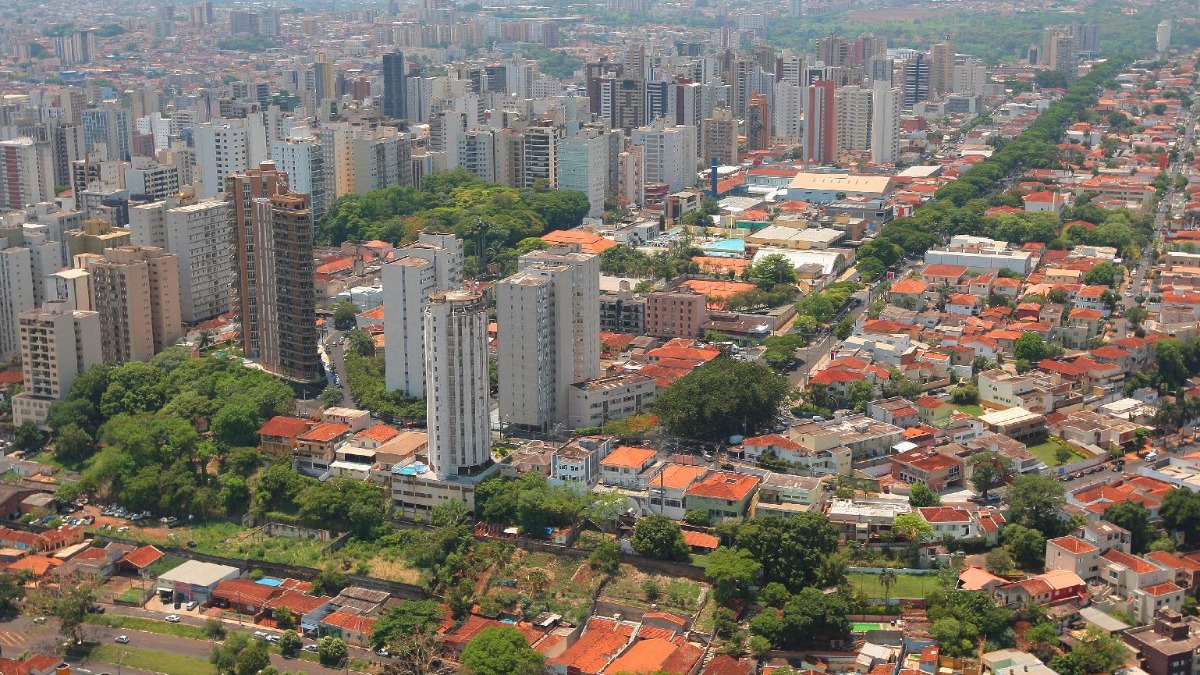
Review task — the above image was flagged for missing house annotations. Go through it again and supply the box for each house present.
[947,293,982,316]
[647,463,709,520]
[684,471,761,521]
[319,610,375,647]
[917,507,974,539]
[978,407,1047,441]
[1045,536,1101,581]
[994,569,1086,607]
[1100,548,1171,597]
[977,369,1053,413]
[914,396,955,426]
[1146,551,1200,594]
[547,616,638,675]
[1067,307,1105,337]
[119,545,165,575]
[212,578,280,615]
[599,446,659,488]
[921,264,969,290]
[826,499,911,541]
[740,434,805,463]
[890,449,963,490]
[1077,521,1132,554]
[754,474,824,517]
[264,590,334,634]
[889,278,928,310]
[259,416,315,456]
[294,422,352,476]
[551,436,613,486]
[322,407,372,432]
[868,397,921,429]
[1134,582,1186,625]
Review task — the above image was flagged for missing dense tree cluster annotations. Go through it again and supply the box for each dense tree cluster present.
[343,352,426,423]
[652,357,790,440]
[318,169,589,276]
[475,472,625,537]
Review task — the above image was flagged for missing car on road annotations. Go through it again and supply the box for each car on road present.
[253,631,268,640]
[165,615,181,623]
[376,648,390,657]
[303,644,319,653]
[114,635,130,644]
[266,635,281,643]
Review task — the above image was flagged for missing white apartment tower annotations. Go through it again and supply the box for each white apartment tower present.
[497,247,600,432]
[631,119,697,193]
[194,120,250,198]
[871,80,901,165]
[352,131,413,194]
[82,245,183,363]
[0,247,35,358]
[272,136,327,220]
[523,125,561,188]
[0,138,55,211]
[425,290,491,479]
[557,130,609,218]
[11,301,103,427]
[1158,20,1172,54]
[382,233,464,398]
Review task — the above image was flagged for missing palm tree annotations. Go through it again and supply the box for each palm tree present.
[880,568,898,606]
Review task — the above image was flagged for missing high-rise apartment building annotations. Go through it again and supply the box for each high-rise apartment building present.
[835,86,872,153]
[746,94,771,152]
[11,301,103,427]
[557,129,610,218]
[129,196,234,325]
[1070,23,1099,58]
[425,290,491,479]
[352,131,413,195]
[195,120,250,198]
[773,82,804,143]
[871,81,901,165]
[382,233,464,398]
[124,160,181,202]
[272,135,327,220]
[1042,29,1079,78]
[953,60,990,96]
[631,118,697,193]
[81,106,133,161]
[0,247,35,358]
[930,40,956,97]
[701,107,739,167]
[497,247,600,433]
[1158,20,1172,54]
[82,245,182,364]
[803,80,836,166]
[523,124,561,188]
[227,162,322,383]
[0,138,55,211]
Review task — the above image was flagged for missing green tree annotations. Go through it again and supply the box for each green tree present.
[985,548,1015,575]
[880,568,898,604]
[683,508,712,526]
[652,358,789,440]
[1048,627,1129,675]
[588,539,621,575]
[234,640,271,675]
[211,400,264,448]
[1082,262,1119,287]
[332,300,359,330]
[0,572,25,613]
[53,424,93,465]
[749,254,797,288]
[893,513,934,542]
[317,636,348,667]
[460,626,544,675]
[372,599,443,650]
[781,587,851,646]
[835,316,855,340]
[631,514,690,561]
[1014,332,1049,363]
[1008,474,1068,536]
[1026,621,1060,660]
[309,566,349,597]
[28,573,96,645]
[1161,488,1200,544]
[1003,524,1046,569]
[758,582,790,608]
[273,607,297,630]
[211,632,252,674]
[909,483,942,507]
[1054,445,1074,466]
[969,451,1013,499]
[705,547,762,604]
[1103,500,1154,553]
[13,420,45,452]
[723,513,842,591]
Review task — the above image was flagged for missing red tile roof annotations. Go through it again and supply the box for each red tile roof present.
[742,434,801,450]
[259,416,314,438]
[298,422,351,443]
[1143,582,1183,596]
[1048,536,1097,555]
[1101,549,1159,575]
[918,507,971,523]
[601,446,657,469]
[322,609,375,634]
[120,545,164,569]
[355,424,400,443]
[682,530,719,550]
[212,578,280,606]
[685,471,760,501]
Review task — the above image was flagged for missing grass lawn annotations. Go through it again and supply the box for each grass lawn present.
[116,586,147,603]
[133,522,330,567]
[1026,439,1085,467]
[954,404,985,417]
[85,614,210,640]
[69,643,213,675]
[846,571,935,599]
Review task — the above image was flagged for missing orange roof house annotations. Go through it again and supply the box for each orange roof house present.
[540,229,618,254]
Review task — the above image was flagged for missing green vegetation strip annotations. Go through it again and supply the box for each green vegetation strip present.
[84,613,210,640]
[71,643,213,675]
[846,571,934,599]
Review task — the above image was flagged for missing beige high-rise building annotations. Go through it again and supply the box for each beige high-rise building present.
[11,301,103,427]
[83,245,182,364]
[0,138,55,211]
[930,40,956,96]
[497,246,600,433]
[835,86,873,153]
[701,107,739,167]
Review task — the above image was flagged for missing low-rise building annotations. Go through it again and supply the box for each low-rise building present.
[826,498,911,541]
[567,374,657,430]
[684,471,761,521]
[599,445,659,488]
[647,463,709,520]
[155,560,240,604]
[1124,610,1200,675]
[1045,536,1101,581]
[978,407,1047,441]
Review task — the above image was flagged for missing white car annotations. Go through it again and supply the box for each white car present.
[114,635,130,644]
[266,635,281,644]
[165,615,181,623]
[303,644,319,652]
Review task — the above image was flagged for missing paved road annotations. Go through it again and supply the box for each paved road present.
[323,329,354,408]
[789,286,874,389]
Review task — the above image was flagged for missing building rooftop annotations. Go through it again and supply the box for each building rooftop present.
[600,445,658,469]
[685,471,760,501]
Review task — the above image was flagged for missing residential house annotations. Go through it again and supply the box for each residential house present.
[294,422,352,477]
[868,397,921,429]
[647,463,709,520]
[551,436,613,486]
[754,474,824,517]
[1045,536,1101,581]
[915,396,955,426]
[826,499,911,541]
[890,449,964,490]
[259,416,315,456]
[684,471,761,521]
[977,369,1053,413]
[599,446,659,488]
[917,507,974,540]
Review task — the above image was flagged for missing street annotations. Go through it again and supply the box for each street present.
[789,286,874,389]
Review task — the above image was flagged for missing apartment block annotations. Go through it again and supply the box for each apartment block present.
[644,288,707,339]
[11,301,103,427]
[82,245,183,363]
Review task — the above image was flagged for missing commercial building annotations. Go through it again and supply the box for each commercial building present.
[82,245,182,363]
[497,247,600,432]
[425,290,491,479]
[227,161,322,383]
[11,301,103,427]
[382,51,409,120]
[786,172,893,203]
[382,233,463,398]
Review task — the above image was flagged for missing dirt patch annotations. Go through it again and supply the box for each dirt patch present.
[367,557,421,585]
[570,562,596,586]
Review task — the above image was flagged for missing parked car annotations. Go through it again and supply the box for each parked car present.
[186,601,198,611]
[114,636,129,644]
[303,644,319,653]
[266,635,281,644]
[253,631,268,640]
[165,615,181,623]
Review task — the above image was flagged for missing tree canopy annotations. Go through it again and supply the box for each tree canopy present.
[653,358,789,440]
[460,626,544,675]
